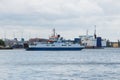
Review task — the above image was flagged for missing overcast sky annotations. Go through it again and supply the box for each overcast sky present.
[0,0,120,41]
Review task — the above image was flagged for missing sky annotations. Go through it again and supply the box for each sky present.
[0,0,120,41]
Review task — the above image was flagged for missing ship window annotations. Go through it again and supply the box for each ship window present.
[62,45,66,46]
[46,45,49,46]
[52,45,55,46]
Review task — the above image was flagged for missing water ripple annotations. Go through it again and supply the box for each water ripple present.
[11,62,120,66]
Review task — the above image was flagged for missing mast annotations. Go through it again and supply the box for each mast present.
[53,28,55,37]
[94,25,97,39]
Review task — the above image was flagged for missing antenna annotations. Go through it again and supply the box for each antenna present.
[21,31,23,38]
[94,25,97,39]
[29,32,31,39]
[86,29,88,36]
[13,32,15,38]
[4,31,6,40]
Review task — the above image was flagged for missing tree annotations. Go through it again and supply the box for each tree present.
[106,39,111,47]
[0,39,5,46]
[118,40,120,47]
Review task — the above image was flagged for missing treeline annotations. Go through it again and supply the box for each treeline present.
[0,39,5,46]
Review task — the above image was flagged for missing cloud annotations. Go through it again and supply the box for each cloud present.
[0,0,120,41]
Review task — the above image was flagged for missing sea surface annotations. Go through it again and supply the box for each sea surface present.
[0,48,120,80]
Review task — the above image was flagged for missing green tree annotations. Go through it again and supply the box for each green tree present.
[0,39,5,46]
[118,40,120,47]
[106,39,111,47]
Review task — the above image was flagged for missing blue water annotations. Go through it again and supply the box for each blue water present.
[0,48,120,80]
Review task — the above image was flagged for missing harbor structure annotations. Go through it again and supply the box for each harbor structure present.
[78,26,107,48]
[3,38,25,49]
[78,35,106,48]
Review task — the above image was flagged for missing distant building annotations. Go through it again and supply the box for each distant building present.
[4,39,14,47]
[111,42,119,48]
[4,38,25,48]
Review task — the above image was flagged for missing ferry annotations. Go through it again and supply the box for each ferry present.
[26,29,84,51]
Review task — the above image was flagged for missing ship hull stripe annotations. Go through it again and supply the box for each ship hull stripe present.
[26,47,84,51]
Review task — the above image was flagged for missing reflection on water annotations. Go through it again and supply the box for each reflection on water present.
[0,48,120,80]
